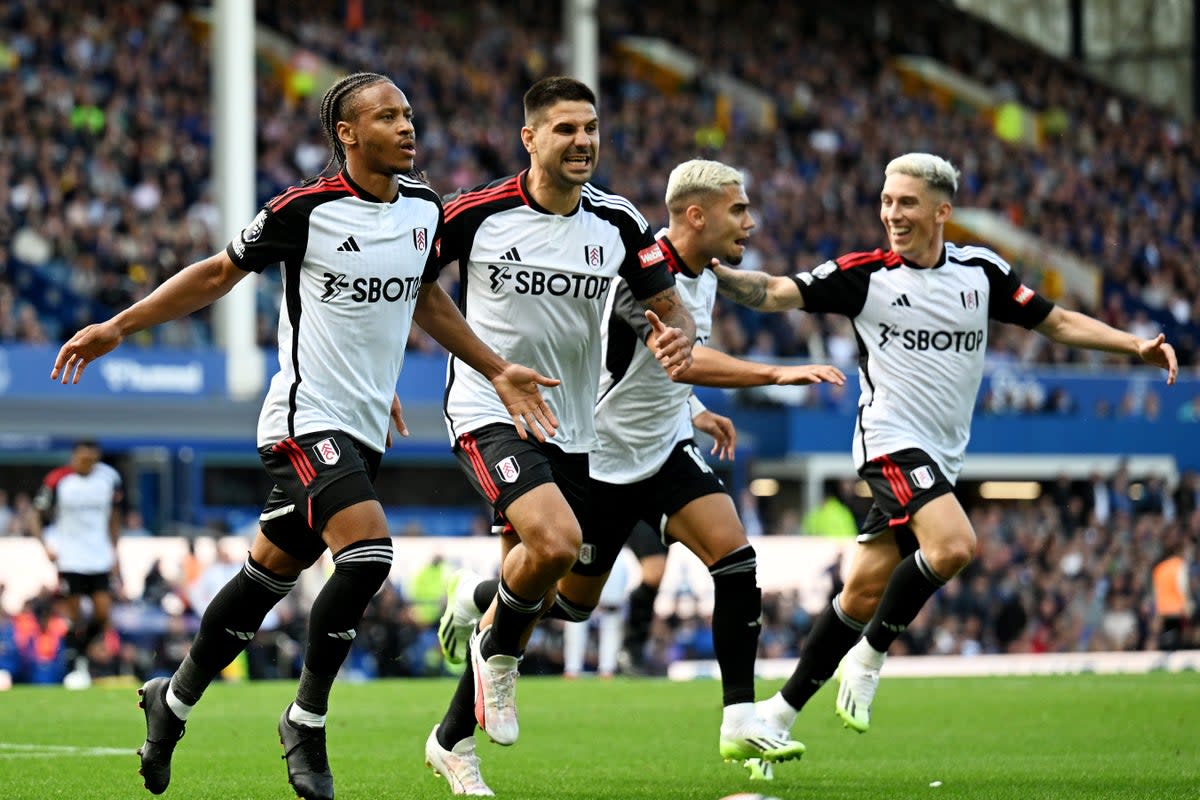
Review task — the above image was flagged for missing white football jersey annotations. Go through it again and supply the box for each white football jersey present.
[592,231,716,482]
[792,243,1054,481]
[34,463,122,574]
[438,171,675,452]
[227,170,442,452]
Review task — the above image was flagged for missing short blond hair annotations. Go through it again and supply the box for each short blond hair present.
[885,152,960,199]
[665,159,744,215]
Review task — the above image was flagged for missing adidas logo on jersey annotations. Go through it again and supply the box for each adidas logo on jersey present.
[498,246,521,261]
[890,294,912,307]
[336,235,361,252]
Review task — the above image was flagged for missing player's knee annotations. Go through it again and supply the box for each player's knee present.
[924,535,975,578]
[840,582,883,621]
[523,521,582,574]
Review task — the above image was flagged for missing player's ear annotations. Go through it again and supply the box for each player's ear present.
[935,199,953,224]
[521,126,536,154]
[686,203,705,230]
[336,119,357,148]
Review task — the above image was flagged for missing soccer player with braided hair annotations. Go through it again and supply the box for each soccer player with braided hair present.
[53,72,558,800]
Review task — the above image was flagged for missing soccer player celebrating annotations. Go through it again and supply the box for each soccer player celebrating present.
[434,160,844,790]
[29,439,124,688]
[52,72,557,800]
[423,77,696,796]
[706,152,1177,742]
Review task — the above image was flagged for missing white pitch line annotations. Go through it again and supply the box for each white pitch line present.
[0,742,131,758]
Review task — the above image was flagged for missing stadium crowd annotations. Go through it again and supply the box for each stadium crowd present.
[1,464,1195,685]
[1,0,1198,373]
[0,0,1196,687]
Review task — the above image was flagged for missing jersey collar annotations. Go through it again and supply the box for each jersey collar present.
[519,169,581,217]
[340,168,396,204]
[898,244,947,270]
[656,232,701,278]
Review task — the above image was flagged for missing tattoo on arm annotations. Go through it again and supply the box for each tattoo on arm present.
[715,268,770,309]
[642,287,695,337]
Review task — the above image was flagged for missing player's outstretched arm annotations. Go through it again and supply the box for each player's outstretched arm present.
[52,251,249,384]
[414,283,560,441]
[1035,306,1178,384]
[675,344,846,388]
[709,259,805,312]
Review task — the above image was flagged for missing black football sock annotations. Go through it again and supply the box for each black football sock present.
[481,577,542,658]
[295,538,393,715]
[780,593,865,710]
[863,550,947,653]
[171,556,297,705]
[622,582,659,660]
[709,545,761,706]
[437,662,478,749]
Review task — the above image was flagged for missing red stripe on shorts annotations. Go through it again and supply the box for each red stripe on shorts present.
[459,433,501,502]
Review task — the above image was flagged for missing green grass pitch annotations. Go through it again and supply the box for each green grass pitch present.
[0,672,1195,799]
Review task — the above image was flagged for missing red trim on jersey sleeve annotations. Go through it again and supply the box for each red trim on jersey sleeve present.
[835,249,902,271]
[655,237,682,273]
[42,465,73,489]
[267,175,348,213]
[444,176,522,223]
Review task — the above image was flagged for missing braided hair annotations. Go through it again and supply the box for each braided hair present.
[316,71,390,178]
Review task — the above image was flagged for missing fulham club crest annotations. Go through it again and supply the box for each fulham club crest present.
[910,465,935,489]
[495,456,521,484]
[585,244,604,270]
[413,227,428,252]
[313,437,341,466]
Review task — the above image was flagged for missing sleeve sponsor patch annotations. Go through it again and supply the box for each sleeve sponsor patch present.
[810,261,837,279]
[637,242,665,268]
[1013,284,1035,305]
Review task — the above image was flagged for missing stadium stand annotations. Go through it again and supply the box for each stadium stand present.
[0,0,1195,685]
[2,0,1197,365]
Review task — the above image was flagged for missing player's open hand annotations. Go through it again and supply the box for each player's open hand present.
[645,310,694,379]
[51,322,124,384]
[774,363,846,386]
[492,364,560,442]
[692,409,737,460]
[1138,333,1178,384]
[385,393,408,448]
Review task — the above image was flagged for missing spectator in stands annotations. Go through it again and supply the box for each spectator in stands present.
[802,487,859,539]
[710,152,1177,741]
[0,489,13,536]
[1151,536,1193,651]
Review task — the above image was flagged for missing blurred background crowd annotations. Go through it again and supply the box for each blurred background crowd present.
[2,460,1195,685]
[2,0,1198,370]
[0,0,1197,686]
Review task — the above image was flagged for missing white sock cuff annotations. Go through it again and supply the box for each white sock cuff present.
[165,686,193,721]
[288,703,327,728]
